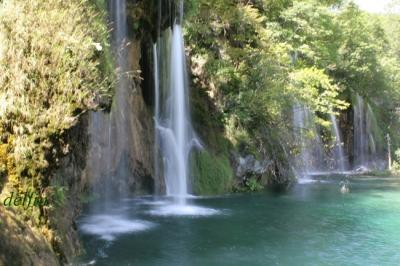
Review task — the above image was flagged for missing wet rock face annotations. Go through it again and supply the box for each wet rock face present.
[235,154,271,180]
[83,1,164,195]
[233,151,294,188]
[110,34,157,194]
[126,41,157,193]
[49,112,90,263]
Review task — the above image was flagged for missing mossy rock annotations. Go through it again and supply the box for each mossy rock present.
[190,150,234,195]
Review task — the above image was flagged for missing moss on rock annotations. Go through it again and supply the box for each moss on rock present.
[191,150,233,195]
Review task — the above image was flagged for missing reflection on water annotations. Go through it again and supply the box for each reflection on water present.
[77,175,400,266]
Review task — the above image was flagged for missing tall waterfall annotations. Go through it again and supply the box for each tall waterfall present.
[293,104,326,179]
[154,1,199,204]
[329,113,347,171]
[85,0,134,202]
[353,94,378,169]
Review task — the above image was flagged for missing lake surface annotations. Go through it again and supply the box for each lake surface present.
[76,175,400,266]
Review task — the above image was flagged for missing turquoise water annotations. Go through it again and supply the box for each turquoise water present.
[77,176,400,265]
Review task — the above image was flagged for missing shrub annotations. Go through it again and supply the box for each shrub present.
[0,0,114,222]
[391,149,400,176]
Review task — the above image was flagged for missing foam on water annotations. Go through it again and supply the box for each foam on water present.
[80,215,154,241]
[148,204,220,217]
[297,179,319,184]
[140,200,170,206]
[308,170,353,176]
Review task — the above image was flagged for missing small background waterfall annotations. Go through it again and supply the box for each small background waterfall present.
[353,93,380,169]
[153,1,201,204]
[292,105,350,180]
[330,112,348,172]
[292,93,383,181]
[292,104,327,179]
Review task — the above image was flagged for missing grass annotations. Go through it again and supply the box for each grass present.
[0,0,113,189]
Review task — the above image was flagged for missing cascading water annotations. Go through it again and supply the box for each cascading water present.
[154,1,200,205]
[147,1,219,217]
[353,93,378,169]
[366,104,377,156]
[329,112,347,172]
[292,104,326,180]
[85,0,134,205]
[354,94,367,167]
[293,94,382,176]
[79,0,158,240]
[293,105,312,178]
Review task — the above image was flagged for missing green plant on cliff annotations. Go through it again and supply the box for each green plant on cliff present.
[191,150,233,195]
[245,178,264,192]
[0,0,114,221]
[51,185,68,208]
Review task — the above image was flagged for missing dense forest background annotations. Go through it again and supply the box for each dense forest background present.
[184,0,400,191]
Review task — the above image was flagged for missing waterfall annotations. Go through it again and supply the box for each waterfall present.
[367,104,377,156]
[293,104,326,179]
[353,93,378,169]
[329,113,347,171]
[79,0,178,241]
[293,104,313,178]
[154,1,199,204]
[354,94,367,167]
[153,44,160,193]
[85,0,134,203]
